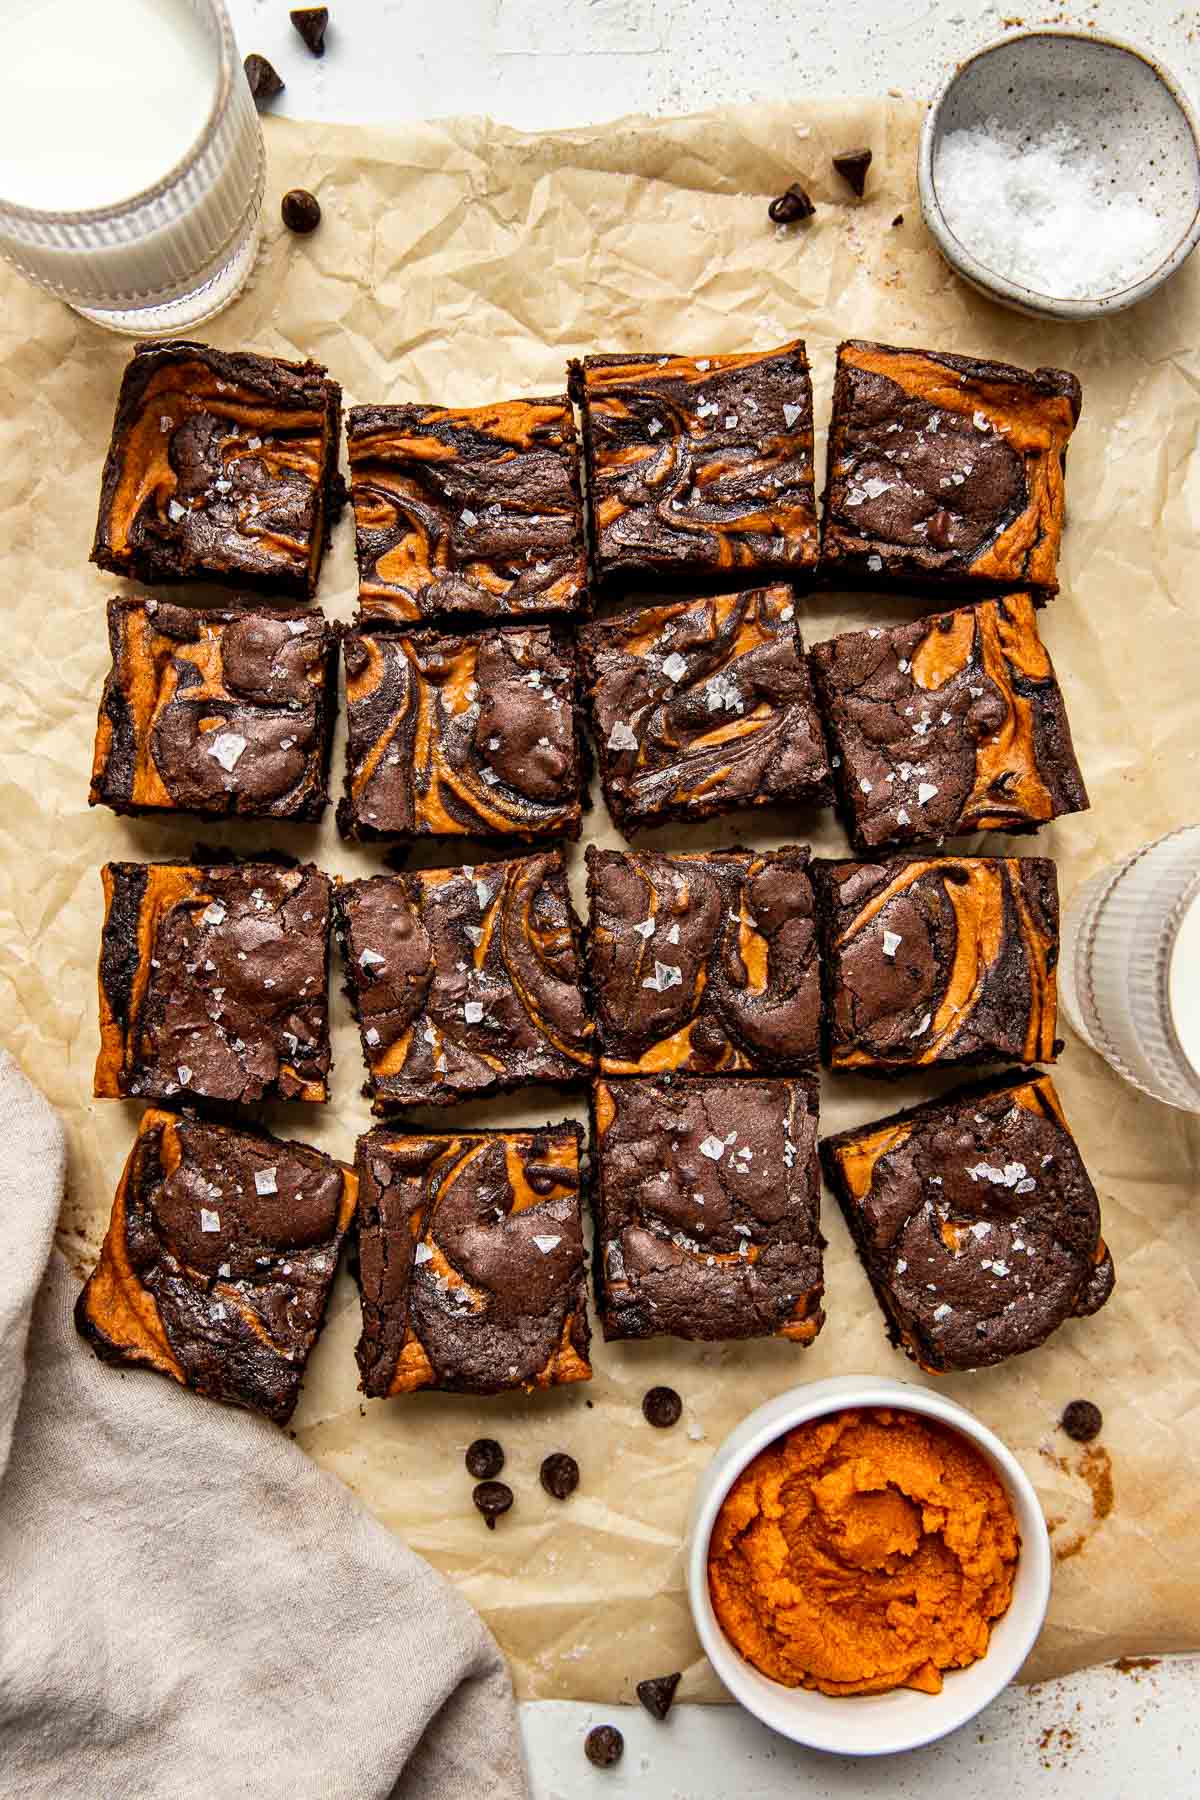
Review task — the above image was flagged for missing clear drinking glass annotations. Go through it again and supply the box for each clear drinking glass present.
[0,0,264,335]
[1059,825,1200,1111]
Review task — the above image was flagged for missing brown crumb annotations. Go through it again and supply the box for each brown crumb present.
[1114,1655,1160,1674]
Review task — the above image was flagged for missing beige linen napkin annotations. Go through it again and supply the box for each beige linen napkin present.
[0,1050,529,1800]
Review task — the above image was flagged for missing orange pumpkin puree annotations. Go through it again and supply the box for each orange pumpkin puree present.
[708,1408,1019,1696]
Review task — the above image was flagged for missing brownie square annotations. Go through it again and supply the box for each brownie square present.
[813,855,1061,1073]
[820,340,1081,595]
[347,397,587,622]
[590,1075,824,1343]
[581,584,832,834]
[586,845,820,1073]
[95,861,332,1105]
[809,593,1088,851]
[75,1108,355,1424]
[91,341,342,600]
[335,850,593,1112]
[819,1073,1114,1372]
[569,342,819,587]
[338,622,583,842]
[354,1122,591,1396]
[90,597,336,822]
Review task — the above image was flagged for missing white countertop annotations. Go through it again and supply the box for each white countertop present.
[223,0,1200,1788]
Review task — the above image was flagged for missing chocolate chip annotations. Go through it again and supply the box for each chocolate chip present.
[832,147,872,196]
[289,6,329,55]
[642,1385,682,1429]
[472,1480,514,1529]
[466,1437,504,1480]
[584,1725,624,1768]
[243,54,285,104]
[1061,1399,1103,1442]
[282,189,321,235]
[926,508,955,549]
[892,212,905,227]
[768,183,816,226]
[636,1671,681,1720]
[540,1452,580,1500]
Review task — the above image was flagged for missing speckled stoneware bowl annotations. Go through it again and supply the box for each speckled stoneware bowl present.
[918,29,1200,321]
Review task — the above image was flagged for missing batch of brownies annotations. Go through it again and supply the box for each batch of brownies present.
[75,335,1113,1429]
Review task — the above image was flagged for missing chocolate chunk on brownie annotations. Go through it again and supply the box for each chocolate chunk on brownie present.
[809,593,1088,850]
[569,342,818,587]
[585,845,820,1073]
[75,1107,354,1423]
[335,850,593,1111]
[95,860,331,1105]
[347,397,587,623]
[820,340,1081,595]
[590,1075,824,1343]
[90,597,336,822]
[92,341,342,600]
[581,584,831,834]
[338,623,583,841]
[354,1122,590,1395]
[819,1072,1114,1372]
[813,855,1060,1073]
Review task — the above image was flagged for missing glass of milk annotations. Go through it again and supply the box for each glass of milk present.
[0,0,264,334]
[1059,826,1200,1111]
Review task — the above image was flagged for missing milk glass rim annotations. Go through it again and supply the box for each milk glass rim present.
[0,0,237,226]
[1160,854,1200,1088]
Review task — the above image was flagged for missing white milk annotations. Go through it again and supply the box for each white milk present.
[0,0,263,327]
[0,0,219,212]
[1168,889,1200,1077]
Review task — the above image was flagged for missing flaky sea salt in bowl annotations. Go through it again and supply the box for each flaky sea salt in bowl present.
[918,29,1200,321]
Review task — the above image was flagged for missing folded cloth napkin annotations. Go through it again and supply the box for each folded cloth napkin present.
[0,1051,530,1800]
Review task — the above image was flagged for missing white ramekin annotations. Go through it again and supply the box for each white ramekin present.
[686,1374,1051,1756]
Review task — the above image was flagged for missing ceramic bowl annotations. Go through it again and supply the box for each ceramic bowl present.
[918,29,1200,320]
[685,1375,1051,1756]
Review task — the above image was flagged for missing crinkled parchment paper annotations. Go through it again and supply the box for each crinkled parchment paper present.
[1,100,1198,1702]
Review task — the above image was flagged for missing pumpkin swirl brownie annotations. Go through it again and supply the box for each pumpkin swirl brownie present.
[347,396,587,622]
[585,845,820,1074]
[809,593,1088,851]
[354,1122,590,1396]
[820,340,1081,595]
[75,1108,355,1424]
[813,855,1061,1073]
[569,341,819,588]
[590,1075,824,1344]
[91,341,342,600]
[335,850,593,1112]
[581,584,832,835]
[819,1072,1114,1372]
[94,860,332,1105]
[338,622,584,842]
[90,597,336,822]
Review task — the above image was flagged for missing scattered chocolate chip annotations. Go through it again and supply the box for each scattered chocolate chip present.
[925,508,955,549]
[243,53,285,104]
[282,189,321,234]
[832,147,872,196]
[768,183,816,226]
[466,1437,505,1480]
[636,1671,681,1720]
[1061,1399,1103,1442]
[642,1385,682,1429]
[290,6,329,55]
[892,212,905,227]
[540,1452,580,1500]
[584,1725,624,1768]
[472,1480,514,1529]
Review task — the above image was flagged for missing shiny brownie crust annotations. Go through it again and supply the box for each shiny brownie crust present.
[354,1122,591,1396]
[90,597,336,822]
[75,1107,355,1424]
[92,341,342,600]
[819,1072,1114,1373]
